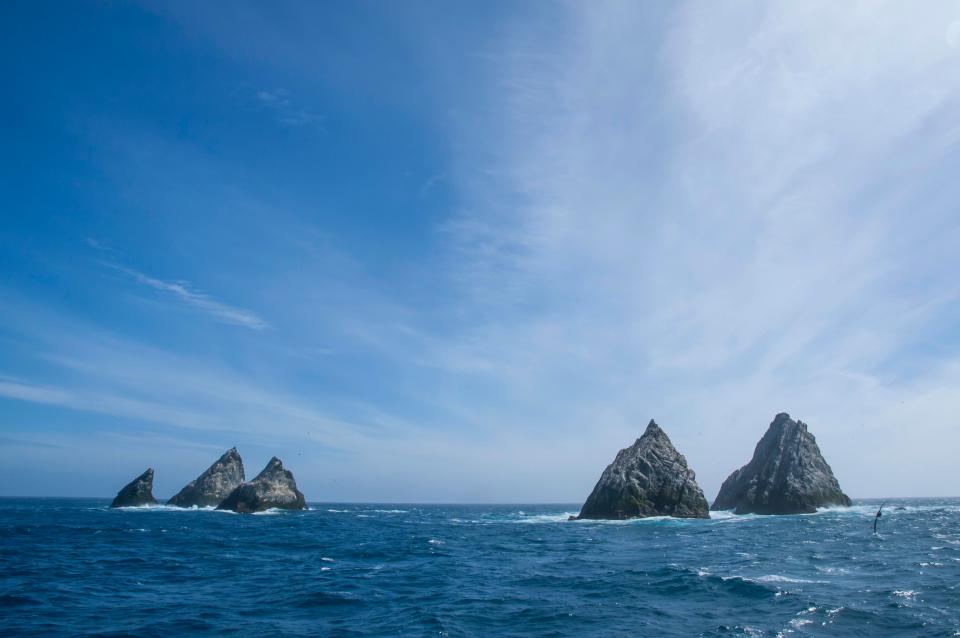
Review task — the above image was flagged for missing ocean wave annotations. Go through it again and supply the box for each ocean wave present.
[110,504,217,512]
[751,575,823,584]
[512,512,578,524]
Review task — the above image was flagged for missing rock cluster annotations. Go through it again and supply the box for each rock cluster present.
[109,450,306,513]
[712,413,851,515]
[110,468,158,508]
[577,420,709,520]
[216,457,306,513]
[167,448,245,508]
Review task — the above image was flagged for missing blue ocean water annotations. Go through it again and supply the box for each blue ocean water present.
[1,499,958,636]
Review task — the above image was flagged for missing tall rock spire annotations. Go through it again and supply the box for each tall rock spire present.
[217,457,306,513]
[168,448,245,508]
[577,420,709,520]
[110,468,158,508]
[712,413,851,515]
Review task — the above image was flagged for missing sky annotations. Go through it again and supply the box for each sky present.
[2,1,960,502]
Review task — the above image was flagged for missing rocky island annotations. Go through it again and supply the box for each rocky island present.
[576,420,709,520]
[168,447,245,508]
[216,457,306,513]
[109,468,158,508]
[712,413,851,515]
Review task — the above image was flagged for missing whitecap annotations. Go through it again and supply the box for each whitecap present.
[752,575,821,584]
[513,512,578,524]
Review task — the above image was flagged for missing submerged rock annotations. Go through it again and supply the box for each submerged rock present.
[168,448,245,508]
[216,457,306,513]
[110,468,158,508]
[712,413,851,515]
[576,420,709,520]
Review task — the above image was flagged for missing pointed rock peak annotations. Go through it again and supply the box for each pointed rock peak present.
[217,456,305,513]
[110,468,158,508]
[712,414,850,515]
[764,413,810,441]
[576,420,709,520]
[167,449,245,508]
[644,419,662,435]
[256,456,286,477]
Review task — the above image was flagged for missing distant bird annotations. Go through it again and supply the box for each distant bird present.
[874,502,886,534]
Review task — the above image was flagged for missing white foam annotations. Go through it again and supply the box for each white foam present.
[754,575,820,584]
[513,512,578,524]
[112,504,216,512]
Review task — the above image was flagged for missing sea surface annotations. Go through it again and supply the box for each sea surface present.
[1,498,959,636]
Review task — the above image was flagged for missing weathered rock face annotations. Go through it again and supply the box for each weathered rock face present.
[168,448,245,508]
[216,457,306,513]
[712,413,852,515]
[110,468,158,508]
[577,420,710,520]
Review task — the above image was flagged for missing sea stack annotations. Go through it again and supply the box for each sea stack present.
[712,413,851,515]
[109,468,158,508]
[576,420,709,520]
[216,457,306,513]
[168,448,245,508]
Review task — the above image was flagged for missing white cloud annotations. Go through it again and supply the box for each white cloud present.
[103,261,270,330]
[254,87,323,128]
[428,0,960,497]
[5,2,960,501]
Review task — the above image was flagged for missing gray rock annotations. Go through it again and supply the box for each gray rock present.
[712,413,852,515]
[110,468,158,508]
[168,448,245,508]
[577,420,709,520]
[216,457,306,513]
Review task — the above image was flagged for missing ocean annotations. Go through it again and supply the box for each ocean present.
[1,498,958,636]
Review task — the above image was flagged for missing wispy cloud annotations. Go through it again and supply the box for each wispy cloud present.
[98,258,269,331]
[254,88,324,128]
[424,0,960,496]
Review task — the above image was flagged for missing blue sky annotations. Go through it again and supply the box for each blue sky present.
[2,1,960,501]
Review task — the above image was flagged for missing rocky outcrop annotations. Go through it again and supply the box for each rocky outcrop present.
[168,448,245,508]
[216,457,306,513]
[110,468,158,508]
[712,413,851,515]
[577,420,709,520]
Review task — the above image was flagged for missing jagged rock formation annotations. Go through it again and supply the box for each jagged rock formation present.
[712,413,852,515]
[216,457,306,513]
[577,420,709,520]
[109,468,158,508]
[168,448,245,508]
